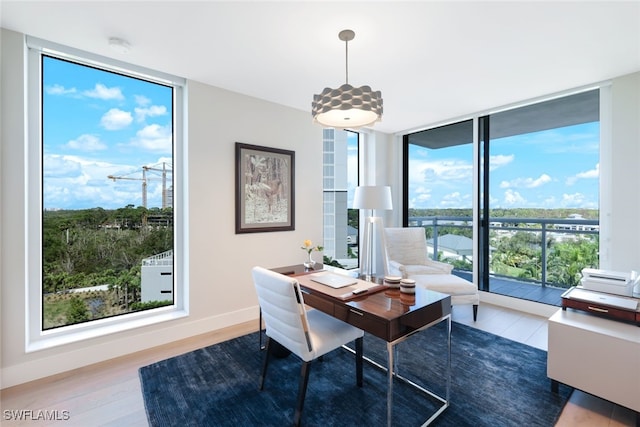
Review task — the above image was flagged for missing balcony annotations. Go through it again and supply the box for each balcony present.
[410,215,599,307]
[454,270,567,306]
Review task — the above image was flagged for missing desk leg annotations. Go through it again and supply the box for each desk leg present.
[395,316,451,426]
[387,341,395,427]
[446,315,451,404]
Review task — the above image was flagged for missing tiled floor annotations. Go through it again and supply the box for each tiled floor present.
[453,303,638,427]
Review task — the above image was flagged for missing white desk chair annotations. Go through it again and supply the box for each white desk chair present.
[252,266,364,426]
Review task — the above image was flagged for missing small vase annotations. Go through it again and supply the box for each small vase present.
[303,252,316,269]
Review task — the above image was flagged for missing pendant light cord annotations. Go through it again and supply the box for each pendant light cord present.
[345,39,349,85]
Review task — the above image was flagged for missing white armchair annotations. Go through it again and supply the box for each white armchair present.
[383,227,479,321]
[383,227,453,278]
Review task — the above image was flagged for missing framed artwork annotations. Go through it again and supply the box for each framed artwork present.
[235,142,295,233]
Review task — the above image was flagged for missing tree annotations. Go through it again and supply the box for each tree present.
[547,238,598,286]
[66,296,90,324]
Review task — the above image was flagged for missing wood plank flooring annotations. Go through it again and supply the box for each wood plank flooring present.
[1,303,636,426]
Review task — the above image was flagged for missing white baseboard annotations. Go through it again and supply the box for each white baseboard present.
[479,291,560,318]
[1,294,560,389]
[1,306,258,389]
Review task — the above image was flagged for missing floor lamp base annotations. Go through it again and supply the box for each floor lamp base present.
[360,216,384,281]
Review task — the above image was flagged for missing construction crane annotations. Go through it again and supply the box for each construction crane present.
[107,168,148,208]
[142,162,172,209]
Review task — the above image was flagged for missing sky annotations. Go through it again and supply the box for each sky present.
[406,122,600,211]
[43,55,598,213]
[43,55,173,210]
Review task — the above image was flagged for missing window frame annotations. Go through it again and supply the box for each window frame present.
[402,86,603,301]
[26,36,189,352]
[322,129,359,270]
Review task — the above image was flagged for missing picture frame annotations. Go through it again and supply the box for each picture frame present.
[235,142,295,233]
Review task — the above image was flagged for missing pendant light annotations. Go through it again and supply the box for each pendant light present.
[311,29,383,129]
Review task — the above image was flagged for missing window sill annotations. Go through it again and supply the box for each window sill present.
[26,307,188,353]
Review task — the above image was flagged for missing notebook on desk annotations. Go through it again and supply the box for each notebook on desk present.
[309,272,358,289]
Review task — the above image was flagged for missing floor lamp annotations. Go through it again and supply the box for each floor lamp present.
[353,186,393,281]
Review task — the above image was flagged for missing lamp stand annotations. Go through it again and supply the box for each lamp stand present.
[360,215,384,281]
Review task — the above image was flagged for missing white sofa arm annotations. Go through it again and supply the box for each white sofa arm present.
[387,260,405,278]
[426,259,454,274]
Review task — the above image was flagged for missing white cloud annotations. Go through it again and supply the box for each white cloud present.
[566,163,599,185]
[409,185,432,208]
[100,108,133,130]
[65,134,107,151]
[561,192,587,207]
[43,154,145,209]
[135,95,151,106]
[84,83,124,101]
[129,124,172,153]
[407,154,474,209]
[489,154,514,171]
[500,173,551,189]
[46,84,77,96]
[135,105,167,122]
[440,191,469,208]
[408,157,472,185]
[43,154,83,178]
[503,189,525,206]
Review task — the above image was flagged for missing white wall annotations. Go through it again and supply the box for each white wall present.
[2,26,639,388]
[606,72,640,271]
[0,29,324,387]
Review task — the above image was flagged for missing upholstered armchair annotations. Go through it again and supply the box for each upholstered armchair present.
[383,227,479,321]
[383,227,453,278]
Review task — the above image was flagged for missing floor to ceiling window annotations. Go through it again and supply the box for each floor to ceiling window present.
[27,37,186,349]
[323,129,359,270]
[404,120,474,277]
[405,89,600,306]
[480,90,600,302]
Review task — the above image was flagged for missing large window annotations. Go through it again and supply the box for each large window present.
[405,89,600,305]
[322,129,359,270]
[481,90,600,293]
[27,37,186,349]
[404,120,474,278]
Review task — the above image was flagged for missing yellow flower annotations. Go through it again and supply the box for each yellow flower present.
[301,240,323,254]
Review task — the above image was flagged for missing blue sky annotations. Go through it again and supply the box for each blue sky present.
[43,56,173,210]
[407,122,600,210]
[43,55,598,212]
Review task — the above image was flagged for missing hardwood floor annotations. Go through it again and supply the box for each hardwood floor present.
[0,323,256,427]
[1,303,636,426]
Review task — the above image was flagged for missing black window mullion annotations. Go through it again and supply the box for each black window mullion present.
[478,115,491,292]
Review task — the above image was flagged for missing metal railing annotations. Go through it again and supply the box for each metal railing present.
[409,215,599,288]
[142,249,174,266]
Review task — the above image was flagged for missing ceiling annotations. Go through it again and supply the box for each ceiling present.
[2,1,639,135]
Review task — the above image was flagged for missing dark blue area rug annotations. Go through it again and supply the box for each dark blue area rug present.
[139,321,572,426]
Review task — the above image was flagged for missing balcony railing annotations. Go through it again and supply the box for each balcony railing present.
[409,215,599,290]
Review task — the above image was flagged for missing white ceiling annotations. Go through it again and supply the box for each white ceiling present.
[2,1,639,134]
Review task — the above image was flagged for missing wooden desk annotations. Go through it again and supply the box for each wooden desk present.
[285,266,452,426]
[297,274,451,342]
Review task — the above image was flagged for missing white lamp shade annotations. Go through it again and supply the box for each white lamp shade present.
[352,186,393,210]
